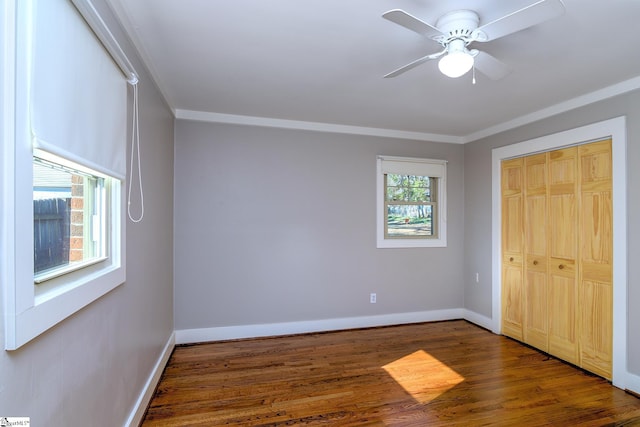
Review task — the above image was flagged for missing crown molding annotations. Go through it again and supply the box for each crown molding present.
[465,75,640,143]
[174,75,640,145]
[174,110,465,144]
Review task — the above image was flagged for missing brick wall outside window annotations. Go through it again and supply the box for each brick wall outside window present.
[70,175,84,262]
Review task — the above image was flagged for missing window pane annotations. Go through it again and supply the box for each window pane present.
[386,204,433,237]
[386,174,432,202]
[33,157,106,280]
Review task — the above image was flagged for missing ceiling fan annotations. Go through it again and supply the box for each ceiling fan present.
[382,0,565,81]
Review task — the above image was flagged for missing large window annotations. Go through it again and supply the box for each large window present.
[1,0,131,350]
[33,155,111,283]
[377,156,447,248]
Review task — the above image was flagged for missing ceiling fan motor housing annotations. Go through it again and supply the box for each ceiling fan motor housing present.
[434,10,480,44]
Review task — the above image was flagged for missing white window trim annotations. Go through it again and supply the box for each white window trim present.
[1,0,126,350]
[376,155,447,248]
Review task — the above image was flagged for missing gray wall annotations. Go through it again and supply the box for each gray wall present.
[463,89,640,375]
[0,1,175,424]
[174,121,465,330]
[3,1,637,421]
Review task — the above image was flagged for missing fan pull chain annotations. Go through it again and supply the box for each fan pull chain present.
[472,65,476,85]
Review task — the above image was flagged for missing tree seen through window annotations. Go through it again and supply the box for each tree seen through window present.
[385,174,436,238]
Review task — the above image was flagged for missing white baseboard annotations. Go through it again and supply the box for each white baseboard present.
[625,372,640,395]
[175,309,466,344]
[462,309,494,331]
[124,331,175,427]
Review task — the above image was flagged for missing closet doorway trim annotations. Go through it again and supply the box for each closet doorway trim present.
[490,116,627,389]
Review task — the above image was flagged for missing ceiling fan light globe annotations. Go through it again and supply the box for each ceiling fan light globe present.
[438,51,474,78]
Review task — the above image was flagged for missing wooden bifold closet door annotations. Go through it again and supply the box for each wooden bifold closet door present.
[501,139,612,379]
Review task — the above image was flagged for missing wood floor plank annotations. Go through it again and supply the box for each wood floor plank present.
[142,320,640,426]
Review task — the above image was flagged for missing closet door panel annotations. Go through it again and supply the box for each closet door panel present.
[525,196,546,254]
[580,279,612,378]
[579,139,613,379]
[581,190,612,264]
[524,154,548,350]
[548,273,578,363]
[548,147,578,364]
[503,258,524,340]
[549,195,576,259]
[524,268,548,350]
[502,158,524,340]
[504,197,523,253]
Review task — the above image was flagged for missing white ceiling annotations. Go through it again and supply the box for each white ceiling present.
[107,0,640,143]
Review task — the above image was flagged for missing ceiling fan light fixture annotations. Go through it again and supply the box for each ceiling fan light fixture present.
[438,50,474,78]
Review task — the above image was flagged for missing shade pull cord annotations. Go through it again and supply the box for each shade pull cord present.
[127,82,144,223]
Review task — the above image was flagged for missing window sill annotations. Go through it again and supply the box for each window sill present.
[377,237,447,248]
[34,256,108,284]
[12,266,125,350]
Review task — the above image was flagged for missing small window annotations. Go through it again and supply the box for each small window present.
[33,156,109,283]
[377,156,447,248]
[385,174,437,238]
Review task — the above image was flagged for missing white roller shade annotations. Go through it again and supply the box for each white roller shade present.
[30,0,127,178]
[378,156,446,178]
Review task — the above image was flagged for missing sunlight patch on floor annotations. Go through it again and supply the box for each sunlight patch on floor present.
[382,349,464,403]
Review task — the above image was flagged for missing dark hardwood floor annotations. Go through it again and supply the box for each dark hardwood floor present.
[142,320,640,426]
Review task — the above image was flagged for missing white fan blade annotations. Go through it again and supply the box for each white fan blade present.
[474,51,511,80]
[473,0,565,42]
[382,9,444,39]
[384,50,447,78]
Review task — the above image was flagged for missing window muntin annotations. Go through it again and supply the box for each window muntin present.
[33,156,109,283]
[385,174,437,238]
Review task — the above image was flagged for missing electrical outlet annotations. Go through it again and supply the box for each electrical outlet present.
[370,293,377,304]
